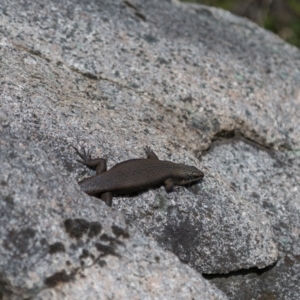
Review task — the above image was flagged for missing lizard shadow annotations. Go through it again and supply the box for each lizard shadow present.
[91,178,204,203]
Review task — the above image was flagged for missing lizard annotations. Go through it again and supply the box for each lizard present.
[74,146,204,207]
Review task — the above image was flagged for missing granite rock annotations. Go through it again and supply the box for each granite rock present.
[1,0,300,299]
[201,138,300,300]
[0,108,225,300]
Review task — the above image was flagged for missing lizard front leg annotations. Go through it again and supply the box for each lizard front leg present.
[144,146,159,160]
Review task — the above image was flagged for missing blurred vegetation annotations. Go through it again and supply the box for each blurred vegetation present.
[181,0,300,48]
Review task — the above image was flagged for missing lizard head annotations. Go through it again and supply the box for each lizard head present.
[175,164,204,186]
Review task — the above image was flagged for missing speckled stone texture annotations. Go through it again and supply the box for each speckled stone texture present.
[201,138,300,300]
[0,0,300,299]
[0,133,226,300]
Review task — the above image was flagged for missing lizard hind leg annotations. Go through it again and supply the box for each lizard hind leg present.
[73,146,107,174]
[101,192,113,207]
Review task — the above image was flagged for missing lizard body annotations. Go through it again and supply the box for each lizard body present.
[75,146,204,207]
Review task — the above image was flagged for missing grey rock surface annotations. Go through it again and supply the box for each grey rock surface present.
[201,138,300,300]
[0,41,226,300]
[116,164,277,273]
[0,0,299,299]
[0,134,226,300]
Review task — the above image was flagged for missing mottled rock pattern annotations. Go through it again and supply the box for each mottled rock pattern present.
[0,0,300,299]
[0,104,225,300]
[201,138,300,300]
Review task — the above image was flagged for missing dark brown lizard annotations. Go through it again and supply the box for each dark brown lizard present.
[74,146,204,207]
